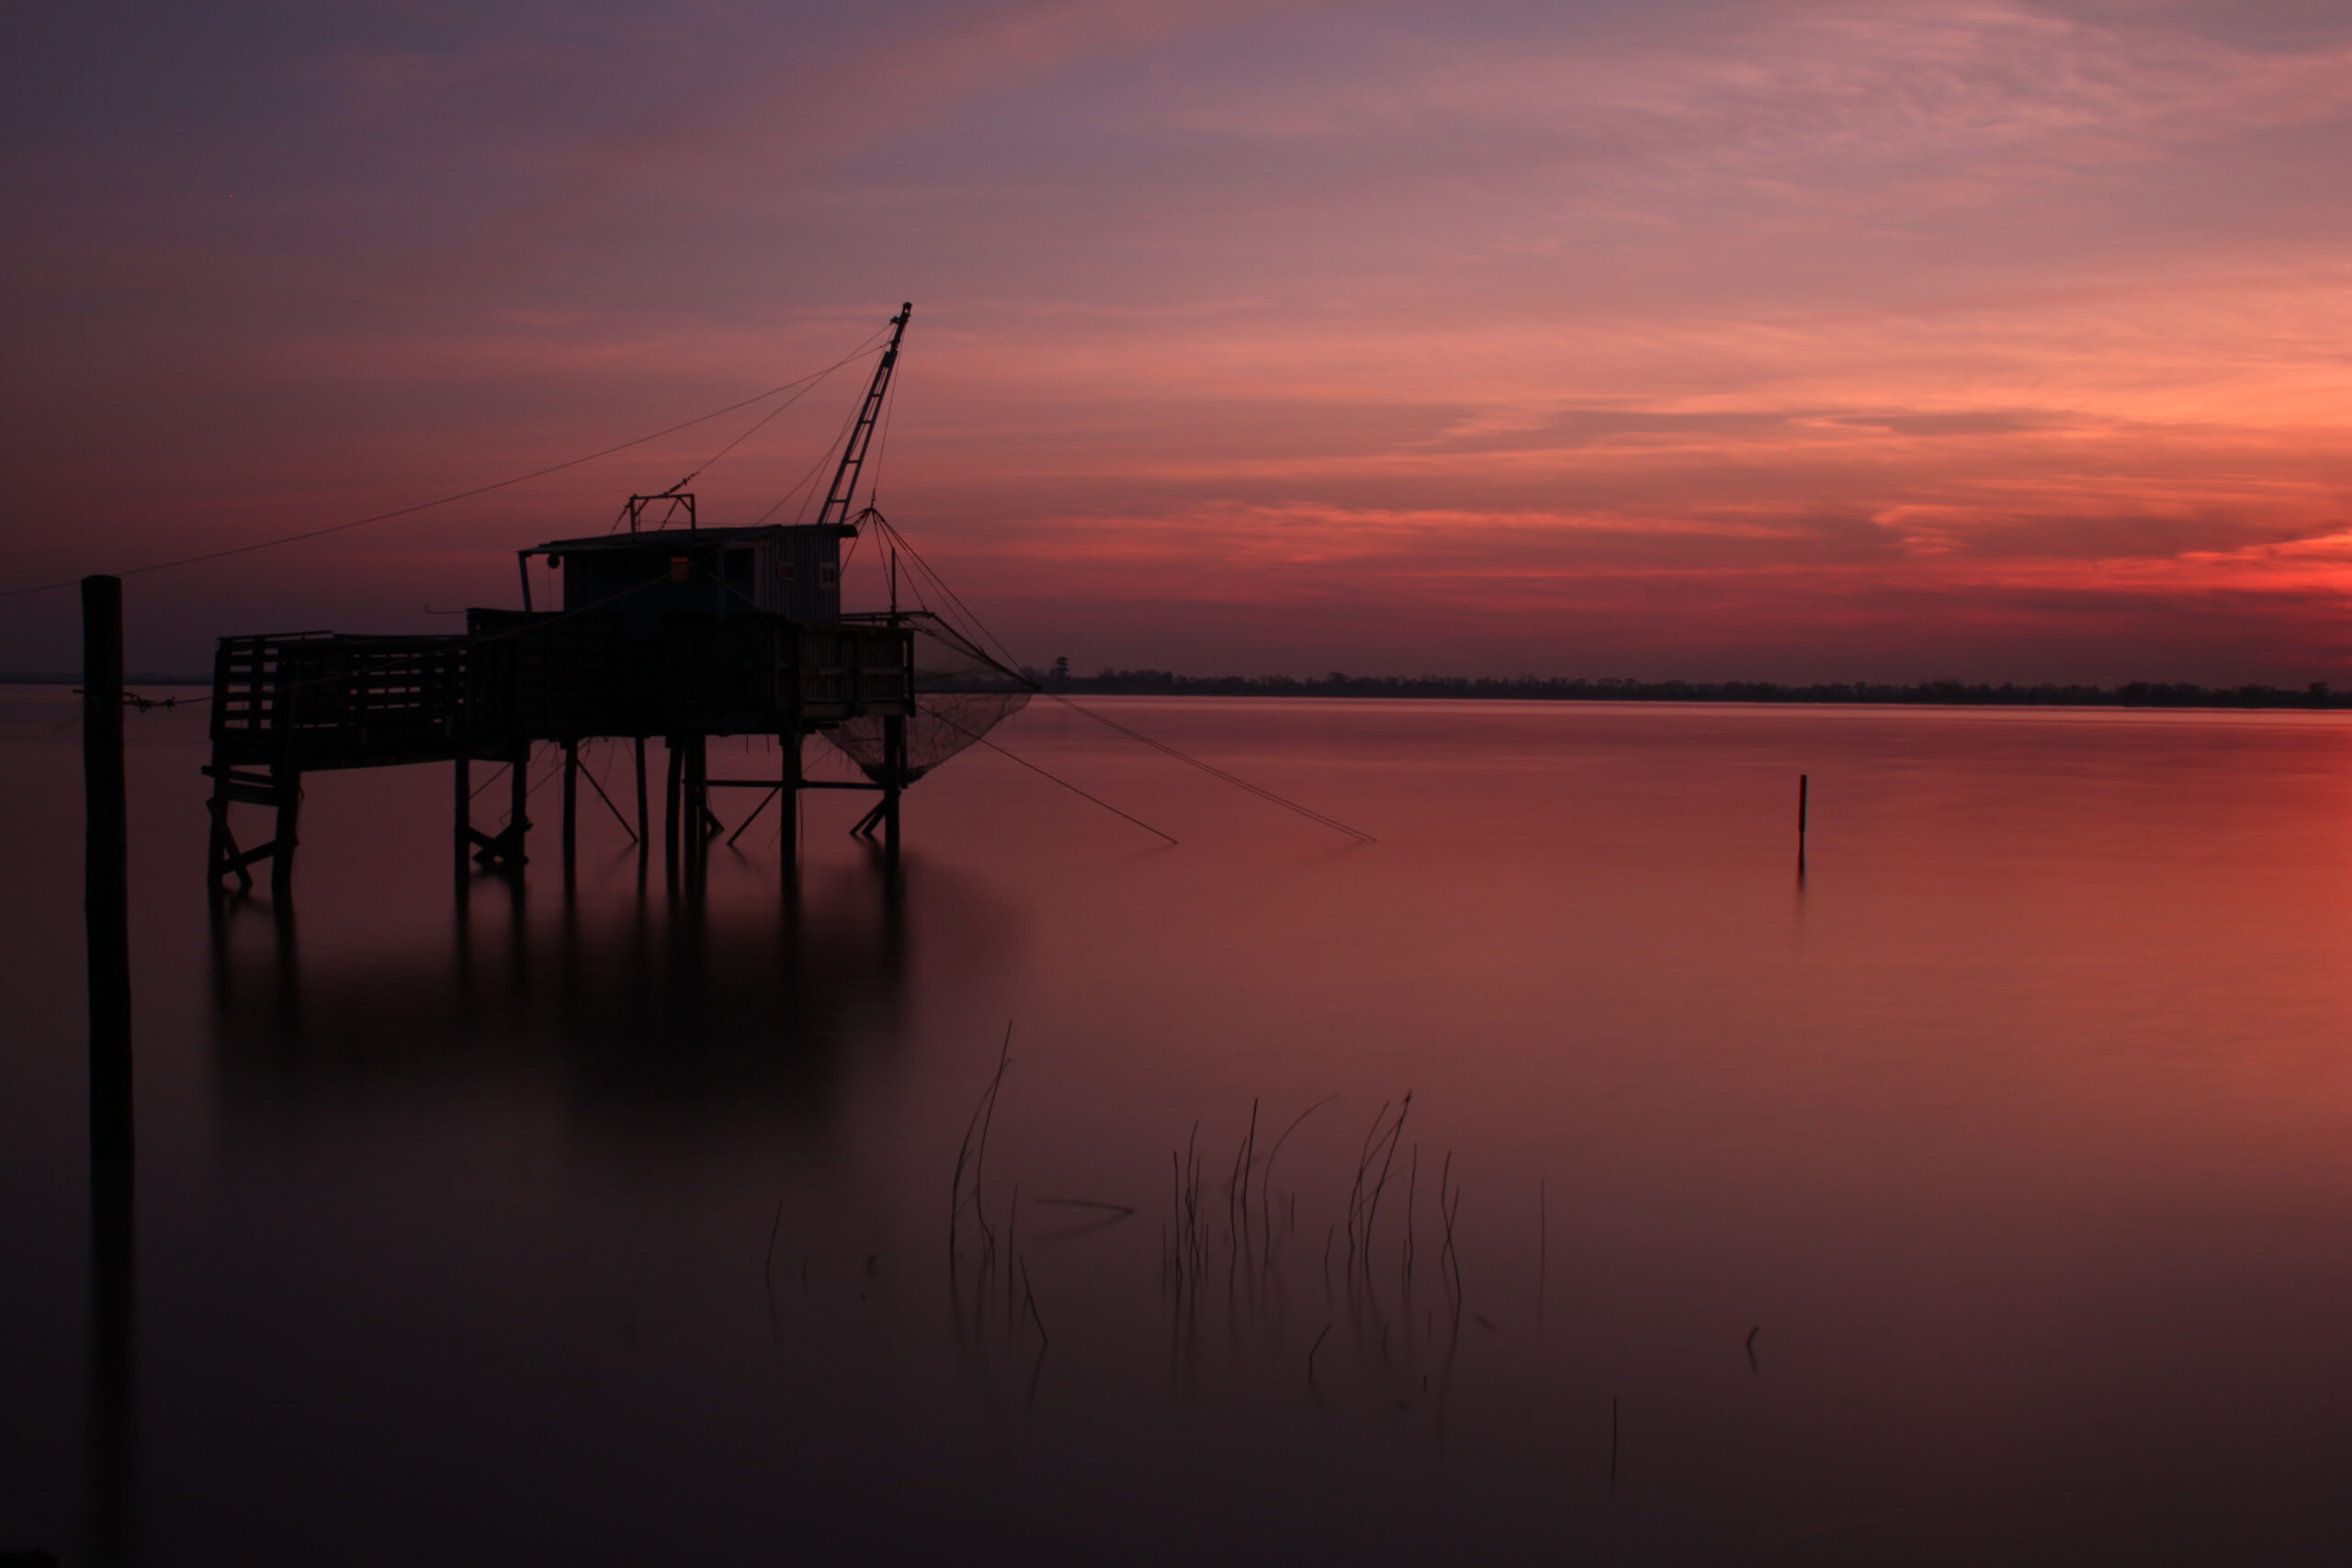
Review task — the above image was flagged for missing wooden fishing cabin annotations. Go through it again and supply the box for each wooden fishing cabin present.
[205,305,922,896]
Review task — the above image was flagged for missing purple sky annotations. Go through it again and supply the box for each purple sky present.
[6,0,2351,681]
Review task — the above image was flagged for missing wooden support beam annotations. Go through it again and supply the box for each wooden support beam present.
[200,766,283,799]
[723,787,779,847]
[453,756,470,886]
[208,797,252,894]
[505,744,530,874]
[781,730,800,874]
[881,713,905,863]
[217,840,284,875]
[208,781,281,807]
[561,740,579,880]
[204,764,298,896]
[663,739,682,874]
[683,735,709,889]
[633,738,650,852]
[270,773,301,899]
[576,748,639,843]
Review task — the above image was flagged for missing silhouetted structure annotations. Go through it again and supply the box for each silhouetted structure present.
[205,307,934,894]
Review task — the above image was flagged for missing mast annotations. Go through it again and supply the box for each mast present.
[818,302,911,531]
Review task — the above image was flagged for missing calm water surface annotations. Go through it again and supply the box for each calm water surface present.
[6,693,2352,1564]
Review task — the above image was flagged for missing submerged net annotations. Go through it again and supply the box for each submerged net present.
[817,621,1032,784]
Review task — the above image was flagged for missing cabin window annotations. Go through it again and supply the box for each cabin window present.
[779,559,797,583]
[819,562,839,588]
[669,557,689,583]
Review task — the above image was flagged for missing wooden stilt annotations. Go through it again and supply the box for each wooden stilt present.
[561,739,579,877]
[456,756,532,874]
[505,744,530,874]
[453,756,470,886]
[634,738,650,852]
[684,735,709,888]
[269,773,300,899]
[781,730,800,873]
[207,794,248,896]
[663,739,683,873]
[881,713,905,863]
[199,761,312,895]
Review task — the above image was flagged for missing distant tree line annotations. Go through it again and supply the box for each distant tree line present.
[1023,668,2350,709]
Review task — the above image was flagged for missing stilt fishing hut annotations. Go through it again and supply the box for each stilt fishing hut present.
[203,304,1024,896]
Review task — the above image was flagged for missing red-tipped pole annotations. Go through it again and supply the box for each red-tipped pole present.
[1797,773,1809,879]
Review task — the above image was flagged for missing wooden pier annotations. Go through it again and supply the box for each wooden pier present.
[204,608,914,894]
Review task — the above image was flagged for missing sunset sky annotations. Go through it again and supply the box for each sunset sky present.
[6,0,2351,682]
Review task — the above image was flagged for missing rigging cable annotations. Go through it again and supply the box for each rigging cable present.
[673,321,892,490]
[752,393,866,528]
[0,327,895,600]
[907,616,1376,845]
[1041,689,1374,843]
[873,514,1019,669]
[924,707,1178,846]
[873,519,1375,842]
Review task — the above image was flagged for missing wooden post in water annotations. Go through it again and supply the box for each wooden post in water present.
[683,735,709,890]
[663,739,683,874]
[1797,773,1809,877]
[82,575,134,1168]
[560,740,579,879]
[83,577,139,1563]
[270,770,300,901]
[633,738,650,853]
[881,714,905,863]
[507,743,530,873]
[452,756,470,886]
[780,731,801,874]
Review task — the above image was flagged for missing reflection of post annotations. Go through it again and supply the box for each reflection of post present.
[269,769,300,901]
[881,714,905,863]
[684,735,709,891]
[88,1157,135,1567]
[663,738,682,876]
[780,730,801,876]
[503,855,528,984]
[506,743,530,874]
[560,740,579,884]
[452,756,471,893]
[633,738,650,857]
[876,835,906,984]
[81,574,138,1566]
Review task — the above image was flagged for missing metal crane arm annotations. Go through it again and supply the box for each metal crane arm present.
[817,302,912,531]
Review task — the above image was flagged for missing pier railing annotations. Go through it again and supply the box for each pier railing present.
[211,633,470,772]
[210,615,914,773]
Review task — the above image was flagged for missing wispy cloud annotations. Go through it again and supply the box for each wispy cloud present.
[5,0,2350,680]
